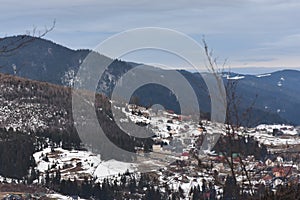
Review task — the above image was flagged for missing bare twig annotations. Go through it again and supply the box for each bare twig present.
[0,20,55,55]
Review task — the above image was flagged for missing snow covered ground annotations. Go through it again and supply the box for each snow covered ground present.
[33,147,136,182]
[250,124,300,146]
[121,104,300,152]
[256,73,271,78]
[46,193,86,200]
[256,124,298,135]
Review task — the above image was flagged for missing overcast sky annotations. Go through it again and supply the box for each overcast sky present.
[1,0,300,73]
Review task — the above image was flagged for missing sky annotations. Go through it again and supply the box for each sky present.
[1,0,300,74]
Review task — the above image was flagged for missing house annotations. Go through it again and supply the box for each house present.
[178,115,192,121]
[272,166,292,177]
[214,155,225,163]
[272,128,284,136]
[166,110,175,114]
[265,158,274,167]
[183,138,192,145]
[213,163,225,171]
[180,152,189,160]
[152,145,161,152]
[276,156,283,163]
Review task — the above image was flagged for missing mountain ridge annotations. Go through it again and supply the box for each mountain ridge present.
[0,35,298,125]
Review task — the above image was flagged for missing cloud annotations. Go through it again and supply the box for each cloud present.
[0,0,299,70]
[262,34,300,48]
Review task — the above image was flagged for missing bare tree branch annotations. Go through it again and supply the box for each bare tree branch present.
[0,20,55,56]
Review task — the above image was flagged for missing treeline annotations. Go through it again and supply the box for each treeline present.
[212,135,268,160]
[0,128,36,179]
[41,170,190,200]
[0,73,71,107]
[34,126,82,151]
[39,166,296,200]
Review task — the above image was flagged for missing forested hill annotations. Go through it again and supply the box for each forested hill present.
[0,35,133,92]
[0,73,152,169]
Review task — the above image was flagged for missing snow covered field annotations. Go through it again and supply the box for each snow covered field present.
[33,147,136,182]
[250,124,300,146]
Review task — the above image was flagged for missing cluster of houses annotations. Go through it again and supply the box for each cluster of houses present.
[125,105,300,194]
[256,124,299,136]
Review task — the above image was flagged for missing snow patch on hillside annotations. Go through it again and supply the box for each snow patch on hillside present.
[226,75,245,80]
[256,73,271,78]
[33,147,136,181]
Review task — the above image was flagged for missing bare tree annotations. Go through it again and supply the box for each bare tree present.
[201,39,264,198]
[0,20,55,56]
[201,40,300,199]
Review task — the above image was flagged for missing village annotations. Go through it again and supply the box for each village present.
[2,103,300,199]
[121,104,300,198]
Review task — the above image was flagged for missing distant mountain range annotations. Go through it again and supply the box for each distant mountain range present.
[0,35,299,126]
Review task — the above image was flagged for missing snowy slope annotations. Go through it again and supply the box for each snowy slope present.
[33,148,136,182]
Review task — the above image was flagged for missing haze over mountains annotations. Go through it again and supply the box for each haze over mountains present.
[0,35,299,126]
